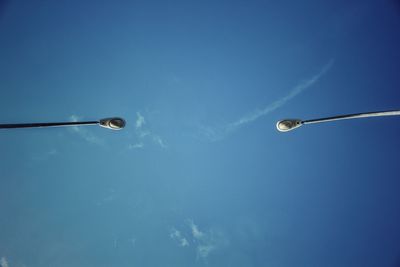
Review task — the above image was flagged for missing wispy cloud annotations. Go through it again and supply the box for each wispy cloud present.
[128,112,167,149]
[200,59,334,141]
[128,143,144,150]
[188,219,228,260]
[188,219,204,239]
[69,115,104,145]
[170,228,190,247]
[170,219,228,261]
[153,135,167,148]
[229,59,334,129]
[135,112,145,129]
[0,257,9,267]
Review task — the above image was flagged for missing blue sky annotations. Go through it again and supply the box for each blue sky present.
[1,0,400,266]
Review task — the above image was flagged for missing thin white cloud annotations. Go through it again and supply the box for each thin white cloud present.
[197,244,216,259]
[69,114,81,127]
[200,59,334,141]
[128,143,144,149]
[138,131,150,138]
[169,220,228,260]
[0,257,9,267]
[186,219,228,260]
[69,115,104,145]
[170,228,190,247]
[229,59,334,129]
[130,112,167,149]
[153,135,167,148]
[188,219,204,239]
[180,238,189,247]
[135,112,145,129]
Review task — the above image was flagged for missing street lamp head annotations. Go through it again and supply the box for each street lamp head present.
[276,119,303,132]
[99,117,126,130]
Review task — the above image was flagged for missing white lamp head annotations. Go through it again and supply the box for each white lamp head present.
[276,119,303,132]
[99,117,126,130]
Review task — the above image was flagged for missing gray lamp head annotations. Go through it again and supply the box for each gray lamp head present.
[99,117,126,130]
[276,119,303,132]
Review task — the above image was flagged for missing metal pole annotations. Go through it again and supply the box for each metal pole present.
[0,121,99,129]
[276,110,400,132]
[302,110,400,125]
[0,117,126,130]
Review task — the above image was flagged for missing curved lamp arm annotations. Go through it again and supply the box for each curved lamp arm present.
[277,110,400,132]
[0,117,126,130]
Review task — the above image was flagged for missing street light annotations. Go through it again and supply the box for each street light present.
[276,110,400,132]
[0,117,126,130]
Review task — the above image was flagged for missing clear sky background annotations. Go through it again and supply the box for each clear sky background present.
[1,0,400,266]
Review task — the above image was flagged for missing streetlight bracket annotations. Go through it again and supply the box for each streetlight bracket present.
[99,117,126,130]
[276,119,303,132]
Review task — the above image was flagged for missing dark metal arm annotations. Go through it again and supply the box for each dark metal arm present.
[0,121,99,129]
[302,110,400,125]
